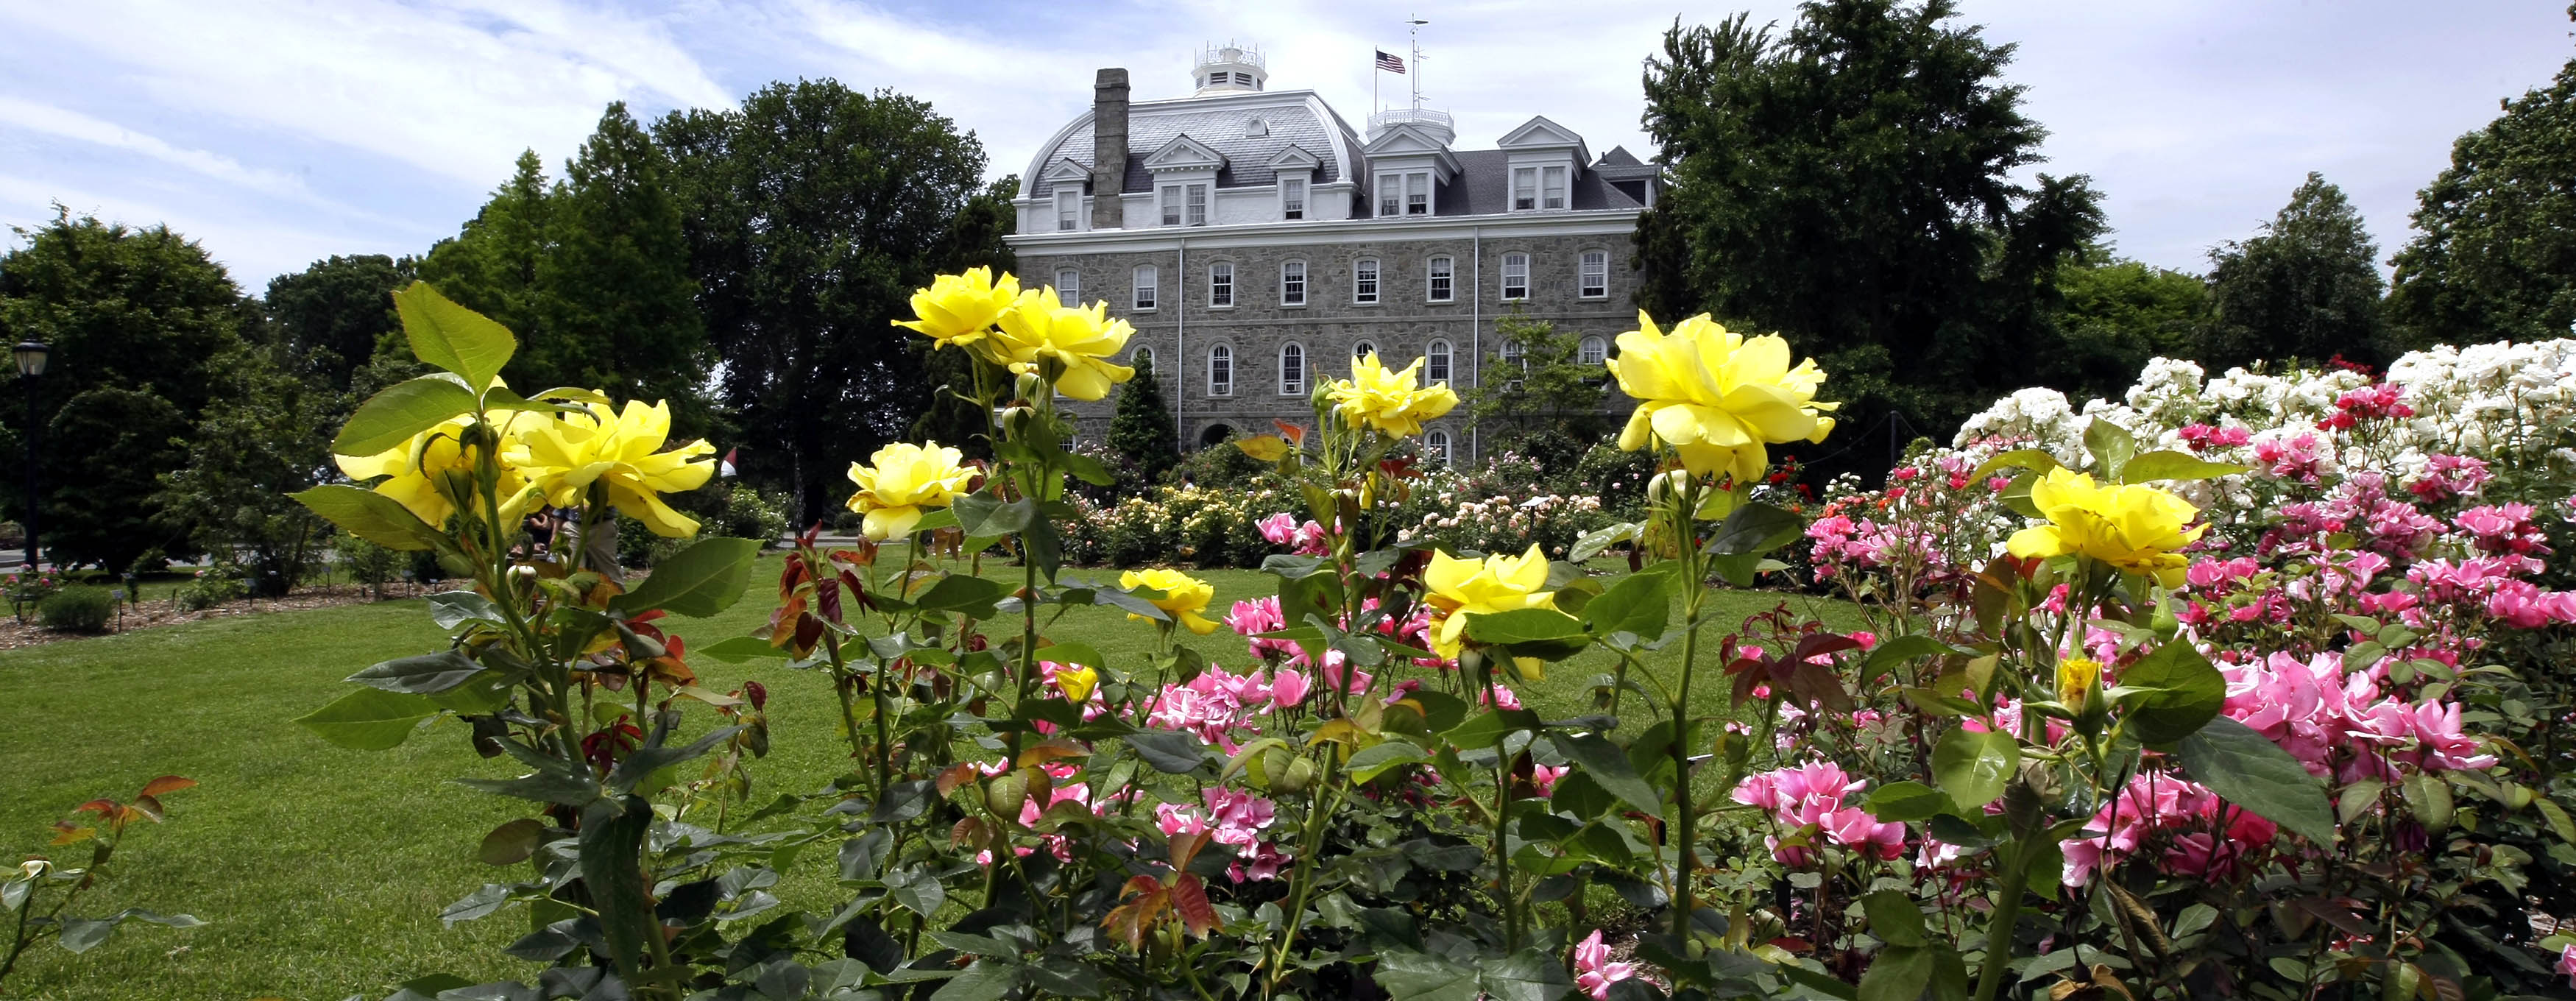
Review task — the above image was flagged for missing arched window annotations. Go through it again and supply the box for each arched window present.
[1500,253,1529,300]
[1133,346,1156,371]
[1353,339,1378,361]
[1426,256,1454,303]
[1353,258,1379,304]
[1133,264,1158,311]
[1578,336,1608,367]
[1209,345,1233,395]
[1425,339,1452,385]
[1279,343,1306,395]
[1424,429,1452,466]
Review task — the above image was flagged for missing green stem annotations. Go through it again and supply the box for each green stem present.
[1971,836,2035,1001]
[1668,492,1707,941]
[1261,759,1346,1000]
[1492,732,1520,951]
[1,885,38,987]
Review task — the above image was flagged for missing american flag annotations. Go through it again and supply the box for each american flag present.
[1375,50,1405,73]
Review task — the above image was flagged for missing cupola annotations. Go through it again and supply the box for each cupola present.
[1192,43,1267,95]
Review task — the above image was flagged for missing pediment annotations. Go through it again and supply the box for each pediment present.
[1265,144,1320,171]
[1362,124,1450,157]
[1041,158,1092,184]
[1496,115,1586,152]
[1143,134,1227,171]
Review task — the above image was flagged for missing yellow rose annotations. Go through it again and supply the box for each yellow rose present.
[986,287,1135,400]
[1119,567,1219,634]
[504,399,716,538]
[1423,544,1557,659]
[336,413,537,529]
[846,442,976,541]
[1604,311,1836,484]
[1052,663,1099,704]
[893,267,1022,350]
[2005,468,2207,587]
[1326,352,1459,439]
[2056,657,2102,714]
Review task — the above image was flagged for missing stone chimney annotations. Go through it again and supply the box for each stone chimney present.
[1090,68,1130,230]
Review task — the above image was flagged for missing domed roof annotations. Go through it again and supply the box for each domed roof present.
[1025,90,1363,201]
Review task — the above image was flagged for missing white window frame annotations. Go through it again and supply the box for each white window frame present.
[1209,261,1234,308]
[1353,258,1379,304]
[1278,342,1306,395]
[1579,250,1609,299]
[1425,428,1452,466]
[1160,184,1183,227]
[1134,345,1155,370]
[1404,172,1429,215]
[1501,339,1526,391]
[1501,253,1529,300]
[1425,339,1452,385]
[1352,339,1378,361]
[1208,344,1234,395]
[1280,260,1307,307]
[1427,256,1454,303]
[1133,264,1158,311]
[1542,166,1567,210]
[1578,336,1608,367]
[1055,268,1080,305]
[1281,177,1306,220]
[1054,189,1080,231]
[1378,175,1401,217]
[1512,167,1538,211]
[1186,183,1209,226]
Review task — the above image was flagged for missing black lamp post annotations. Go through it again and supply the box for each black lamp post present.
[13,341,47,572]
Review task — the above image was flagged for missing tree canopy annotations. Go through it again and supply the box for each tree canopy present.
[1107,353,1180,484]
[261,253,413,394]
[2388,36,2576,348]
[2195,172,2388,372]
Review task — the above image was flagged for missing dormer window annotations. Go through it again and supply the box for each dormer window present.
[1054,189,1079,231]
[1247,118,1268,138]
[1406,174,1429,215]
[1281,177,1306,220]
[1513,168,1537,211]
[1543,166,1568,210]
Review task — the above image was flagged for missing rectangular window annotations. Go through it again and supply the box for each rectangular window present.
[1501,254,1528,300]
[1512,167,1537,211]
[1427,257,1453,303]
[1133,265,1158,311]
[1281,177,1306,220]
[1354,258,1379,304]
[1055,269,1080,305]
[1186,183,1208,226]
[1579,251,1608,298]
[1502,339,1526,391]
[1281,261,1306,306]
[1210,348,1232,395]
[1161,185,1181,226]
[1055,190,1078,231]
[1405,172,1428,214]
[1542,166,1567,210]
[1379,176,1401,217]
[1426,344,1450,385]
[1209,262,1234,307]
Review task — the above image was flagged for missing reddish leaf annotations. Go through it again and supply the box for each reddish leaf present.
[138,776,197,798]
[1167,831,1209,872]
[1273,420,1306,445]
[935,763,981,796]
[49,821,93,845]
[816,576,843,624]
[1170,873,1217,938]
[74,799,118,818]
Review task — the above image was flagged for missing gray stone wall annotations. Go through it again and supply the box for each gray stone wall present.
[1021,230,1638,459]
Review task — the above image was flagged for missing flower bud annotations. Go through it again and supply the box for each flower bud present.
[1278,756,1317,794]
[1013,372,1049,403]
[998,406,1036,439]
[2057,657,2101,715]
[1646,470,1695,508]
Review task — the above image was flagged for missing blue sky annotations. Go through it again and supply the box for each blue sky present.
[1,0,2567,291]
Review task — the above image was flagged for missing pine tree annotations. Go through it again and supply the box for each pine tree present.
[416,150,553,356]
[2195,173,2386,370]
[540,102,707,421]
[1106,353,1179,483]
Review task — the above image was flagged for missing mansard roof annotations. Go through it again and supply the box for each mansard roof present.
[1026,90,1361,199]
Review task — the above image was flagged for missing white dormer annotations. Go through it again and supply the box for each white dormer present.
[1267,144,1319,222]
[1144,135,1225,227]
[1041,158,1092,232]
[1361,122,1460,219]
[1496,116,1589,212]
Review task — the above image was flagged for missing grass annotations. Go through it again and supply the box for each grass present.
[0,554,1859,1000]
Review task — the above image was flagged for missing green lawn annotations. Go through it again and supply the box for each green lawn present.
[0,556,1858,1000]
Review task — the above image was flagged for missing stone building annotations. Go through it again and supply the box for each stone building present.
[1008,46,1657,462]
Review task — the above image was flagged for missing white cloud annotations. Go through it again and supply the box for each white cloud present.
[0,97,313,199]
[0,173,411,290]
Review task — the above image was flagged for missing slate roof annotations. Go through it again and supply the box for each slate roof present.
[1406,149,1646,217]
[1028,93,1357,199]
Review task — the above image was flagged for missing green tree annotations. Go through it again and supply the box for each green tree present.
[416,151,553,361]
[656,80,1004,522]
[155,347,339,595]
[2388,31,2576,348]
[907,175,1021,457]
[2042,252,2209,397]
[262,253,414,393]
[1640,0,2103,477]
[1462,313,1612,473]
[539,102,708,419]
[1107,353,1180,483]
[0,208,252,570]
[2194,172,2387,371]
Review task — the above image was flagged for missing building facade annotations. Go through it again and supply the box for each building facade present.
[1008,46,1658,463]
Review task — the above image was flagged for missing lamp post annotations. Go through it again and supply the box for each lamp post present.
[13,341,47,572]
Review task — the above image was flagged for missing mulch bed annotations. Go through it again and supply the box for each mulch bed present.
[0,580,462,651]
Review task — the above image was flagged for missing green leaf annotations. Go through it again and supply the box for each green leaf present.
[2084,417,2136,480]
[1443,708,1543,749]
[394,281,517,389]
[1864,780,1951,823]
[1704,501,1806,556]
[334,376,479,457]
[2112,643,2226,743]
[1858,634,1969,689]
[425,591,503,629]
[610,536,758,618]
[1775,960,1861,1000]
[1480,948,1575,1001]
[454,769,602,808]
[885,865,947,917]
[1860,889,1930,948]
[1968,448,2062,483]
[610,725,748,793]
[1462,607,1591,662]
[1373,948,1482,1001]
[1858,944,1935,1001]
[2175,715,2335,845]
[438,884,512,927]
[913,573,1011,618]
[933,961,1025,1001]
[696,635,791,662]
[57,909,202,953]
[2118,450,2252,484]
[1931,727,2018,811]
[478,818,547,866]
[952,494,1036,538]
[1546,732,1663,814]
[1583,563,1674,642]
[1570,521,1642,562]
[346,650,484,695]
[290,484,440,551]
[296,687,440,751]
[578,796,657,985]
[1347,741,1431,783]
[1125,729,1211,774]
